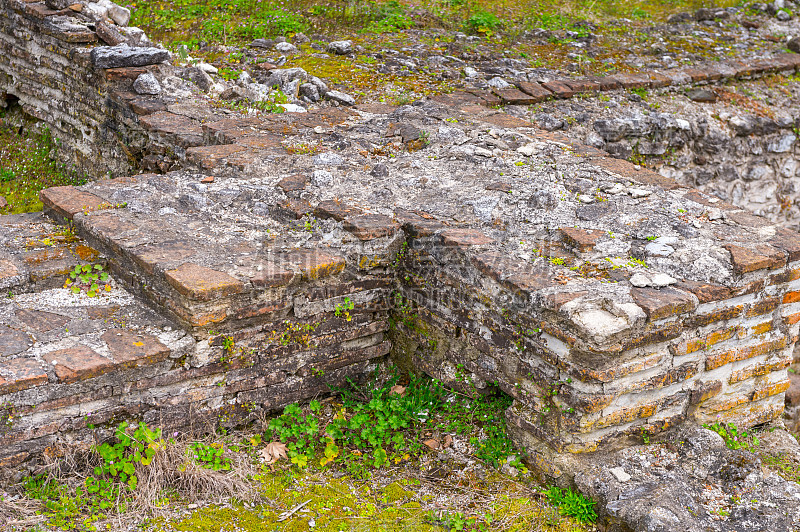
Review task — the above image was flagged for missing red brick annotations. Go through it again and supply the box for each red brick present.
[0,358,47,394]
[725,244,785,275]
[284,249,345,280]
[131,240,197,275]
[39,186,105,220]
[540,80,575,98]
[251,263,295,288]
[753,379,791,401]
[729,358,791,384]
[440,229,494,247]
[706,337,788,370]
[690,380,723,404]
[314,200,362,221]
[564,79,601,93]
[15,308,69,333]
[746,296,780,318]
[492,87,541,105]
[630,287,695,320]
[42,345,115,384]
[277,174,308,192]
[186,145,246,170]
[129,98,168,116]
[609,73,651,89]
[343,215,399,241]
[165,263,244,301]
[101,329,170,368]
[516,81,554,102]
[103,67,147,81]
[560,227,601,252]
[0,325,33,356]
[684,305,743,328]
[276,198,313,219]
[784,291,800,304]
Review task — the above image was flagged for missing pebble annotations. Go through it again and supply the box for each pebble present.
[610,467,632,482]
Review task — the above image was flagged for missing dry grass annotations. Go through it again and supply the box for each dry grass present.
[133,435,266,518]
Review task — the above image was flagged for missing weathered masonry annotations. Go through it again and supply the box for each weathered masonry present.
[1,0,800,481]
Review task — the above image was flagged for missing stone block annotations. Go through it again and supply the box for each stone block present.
[39,186,105,220]
[560,227,601,252]
[630,287,695,320]
[165,263,244,301]
[42,345,114,383]
[706,336,788,371]
[540,80,575,98]
[250,263,295,288]
[440,229,494,248]
[492,87,541,105]
[725,244,785,275]
[284,249,345,280]
[315,199,362,221]
[343,214,399,241]
[101,329,170,368]
[0,358,47,394]
[90,45,170,69]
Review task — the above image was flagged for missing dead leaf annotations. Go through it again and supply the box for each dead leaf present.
[423,438,440,450]
[259,441,288,464]
[443,435,453,448]
[389,385,406,396]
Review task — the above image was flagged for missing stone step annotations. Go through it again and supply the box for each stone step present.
[39,177,399,343]
[0,213,104,295]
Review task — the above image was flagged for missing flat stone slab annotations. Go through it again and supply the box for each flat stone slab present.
[90,45,170,69]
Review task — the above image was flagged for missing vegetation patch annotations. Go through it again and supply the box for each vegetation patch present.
[0,118,85,214]
[0,369,596,532]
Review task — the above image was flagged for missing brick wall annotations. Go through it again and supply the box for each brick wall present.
[0,0,158,178]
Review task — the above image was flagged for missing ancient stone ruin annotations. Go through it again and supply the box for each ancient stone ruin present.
[2,0,800,529]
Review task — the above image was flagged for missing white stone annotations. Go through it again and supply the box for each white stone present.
[325,90,355,106]
[132,72,160,95]
[629,273,651,287]
[473,147,493,157]
[275,42,299,54]
[768,134,796,153]
[650,273,677,287]
[108,4,131,26]
[645,242,674,257]
[517,143,536,156]
[279,103,307,113]
[312,152,344,166]
[577,194,595,204]
[610,467,631,482]
[487,77,511,89]
[327,40,353,55]
[197,62,218,74]
[604,182,627,195]
[464,67,479,78]
[311,170,333,187]
[629,188,652,199]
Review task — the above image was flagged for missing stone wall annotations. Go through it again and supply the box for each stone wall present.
[0,0,169,178]
[391,185,799,471]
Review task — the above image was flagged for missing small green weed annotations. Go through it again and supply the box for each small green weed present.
[190,441,232,471]
[704,422,760,452]
[543,486,597,523]
[334,297,355,321]
[64,263,111,297]
[466,11,503,36]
